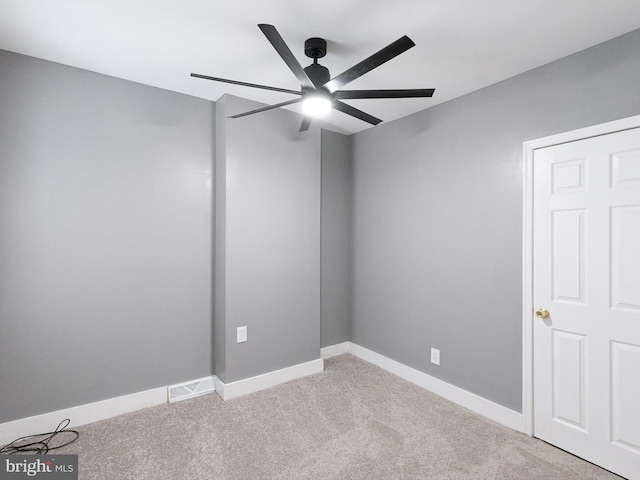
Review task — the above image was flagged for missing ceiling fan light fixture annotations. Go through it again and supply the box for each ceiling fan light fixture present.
[191,24,435,131]
[301,93,332,117]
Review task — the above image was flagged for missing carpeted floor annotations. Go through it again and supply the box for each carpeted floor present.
[52,354,620,479]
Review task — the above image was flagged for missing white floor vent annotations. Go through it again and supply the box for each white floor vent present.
[168,376,215,403]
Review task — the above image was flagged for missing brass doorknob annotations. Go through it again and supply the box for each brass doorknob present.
[535,308,550,319]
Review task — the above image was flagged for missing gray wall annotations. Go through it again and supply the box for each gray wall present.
[214,95,321,382]
[350,29,640,411]
[0,50,214,422]
[321,130,352,347]
[4,27,639,422]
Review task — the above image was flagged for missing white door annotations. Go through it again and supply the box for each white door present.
[533,127,640,480]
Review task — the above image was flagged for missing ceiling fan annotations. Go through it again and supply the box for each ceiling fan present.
[191,24,435,132]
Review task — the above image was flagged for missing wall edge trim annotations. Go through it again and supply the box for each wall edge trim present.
[321,342,350,358]
[0,386,167,446]
[342,342,525,432]
[214,358,324,401]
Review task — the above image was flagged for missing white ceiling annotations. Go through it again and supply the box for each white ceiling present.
[1,1,639,134]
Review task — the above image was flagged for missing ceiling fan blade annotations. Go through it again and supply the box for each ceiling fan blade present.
[228,98,302,119]
[299,117,312,132]
[333,100,382,126]
[191,73,302,96]
[324,36,415,93]
[334,88,435,99]
[258,24,315,90]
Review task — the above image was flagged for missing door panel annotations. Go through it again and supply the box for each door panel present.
[611,206,640,310]
[552,330,587,430]
[552,158,587,193]
[533,127,640,480]
[611,341,640,452]
[552,209,585,302]
[611,149,640,187]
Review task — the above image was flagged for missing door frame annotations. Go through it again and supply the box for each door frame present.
[521,114,640,435]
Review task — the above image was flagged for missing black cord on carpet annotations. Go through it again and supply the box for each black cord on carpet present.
[0,419,79,454]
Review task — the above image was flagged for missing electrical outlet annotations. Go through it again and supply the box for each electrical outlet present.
[430,347,440,366]
[237,326,247,343]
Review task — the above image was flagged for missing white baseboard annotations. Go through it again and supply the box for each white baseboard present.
[341,342,524,432]
[0,386,167,446]
[215,358,324,401]
[1,357,325,443]
[1,345,524,445]
[321,342,350,358]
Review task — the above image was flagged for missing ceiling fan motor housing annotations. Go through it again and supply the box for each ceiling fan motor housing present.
[304,37,326,59]
[304,63,330,87]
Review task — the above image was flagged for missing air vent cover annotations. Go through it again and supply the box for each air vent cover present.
[168,376,215,403]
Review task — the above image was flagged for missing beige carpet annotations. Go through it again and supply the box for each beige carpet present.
[53,354,620,479]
